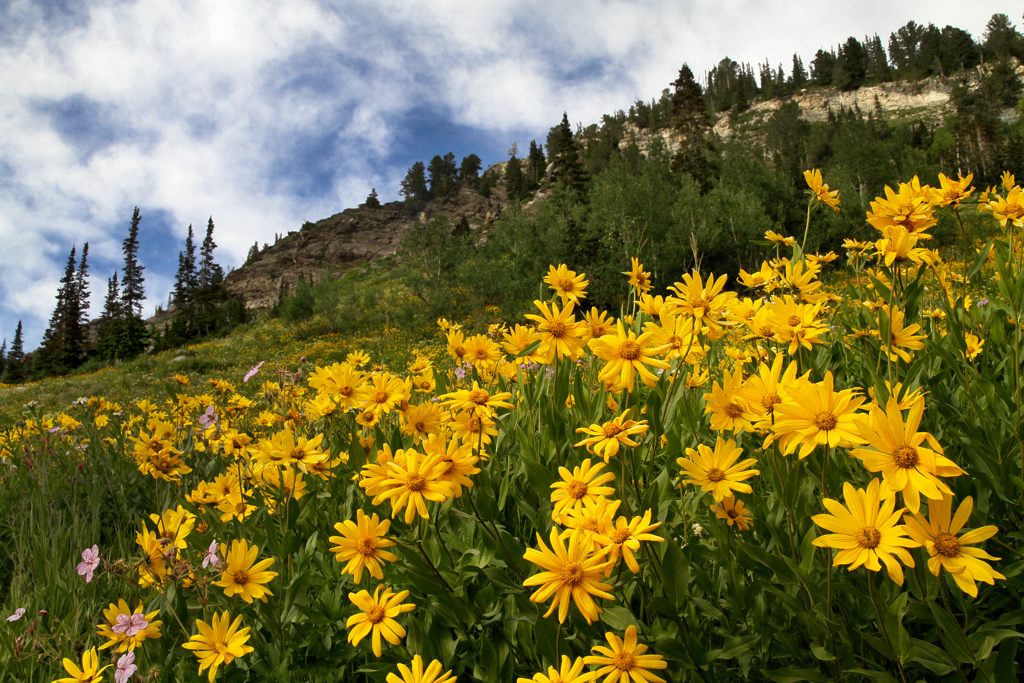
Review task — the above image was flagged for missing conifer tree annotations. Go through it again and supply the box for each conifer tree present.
[3,321,25,383]
[76,242,90,332]
[400,161,429,203]
[0,339,6,380]
[95,272,122,361]
[365,188,381,208]
[459,155,482,188]
[427,153,458,198]
[245,241,260,265]
[172,224,198,309]
[547,113,587,197]
[38,245,84,375]
[791,54,808,88]
[504,146,526,201]
[199,218,223,290]
[526,140,546,190]
[117,207,148,358]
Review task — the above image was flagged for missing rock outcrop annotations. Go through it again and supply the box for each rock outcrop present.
[224,187,504,310]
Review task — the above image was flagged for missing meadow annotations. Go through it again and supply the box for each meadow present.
[1,170,1023,682]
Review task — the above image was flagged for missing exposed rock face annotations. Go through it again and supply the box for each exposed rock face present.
[224,188,504,310]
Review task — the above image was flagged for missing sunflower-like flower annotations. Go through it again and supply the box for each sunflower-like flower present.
[703,367,753,433]
[737,353,803,428]
[804,169,840,211]
[710,496,754,531]
[524,300,587,364]
[988,185,1024,228]
[329,510,398,584]
[665,271,736,340]
[584,625,667,683]
[347,586,415,657]
[903,494,1004,597]
[213,539,278,603]
[851,397,964,513]
[522,527,614,623]
[581,307,617,343]
[623,257,652,295]
[438,381,513,418]
[374,449,455,524]
[933,172,974,207]
[811,478,919,585]
[574,410,649,462]
[517,655,595,683]
[307,362,369,410]
[181,611,254,683]
[550,458,616,523]
[769,371,865,458]
[96,600,163,652]
[867,179,938,237]
[545,263,589,305]
[54,647,110,683]
[386,655,456,683]
[588,322,670,391]
[422,432,480,498]
[880,305,926,363]
[677,437,760,502]
[598,509,663,574]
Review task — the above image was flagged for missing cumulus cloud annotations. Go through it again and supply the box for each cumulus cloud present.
[0,0,1014,347]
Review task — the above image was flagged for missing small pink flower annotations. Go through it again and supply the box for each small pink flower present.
[243,361,266,383]
[198,405,217,429]
[5,608,25,622]
[112,612,149,637]
[202,540,221,570]
[115,651,137,683]
[76,544,99,583]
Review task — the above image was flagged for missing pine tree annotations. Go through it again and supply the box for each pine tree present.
[120,207,145,318]
[833,37,867,90]
[504,146,526,201]
[400,161,429,203]
[365,188,381,208]
[199,218,223,290]
[245,242,260,265]
[526,140,546,190]
[459,155,482,187]
[791,54,808,88]
[547,113,587,197]
[172,225,198,309]
[427,153,458,198]
[0,339,6,381]
[811,49,836,85]
[95,272,122,360]
[38,245,83,375]
[76,242,90,332]
[4,321,25,383]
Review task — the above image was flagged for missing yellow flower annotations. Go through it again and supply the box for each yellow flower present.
[374,449,455,524]
[421,432,480,498]
[386,655,456,683]
[181,611,254,683]
[329,510,398,583]
[622,257,652,295]
[517,655,596,683]
[574,410,649,462]
[438,381,513,418]
[545,263,589,305]
[96,600,163,652]
[588,322,670,391]
[599,509,663,574]
[964,332,984,361]
[711,496,754,530]
[881,305,926,363]
[666,271,735,340]
[214,539,278,603]
[347,585,415,657]
[703,367,753,433]
[581,307,617,343]
[736,353,803,428]
[769,371,865,458]
[903,494,1005,597]
[400,402,445,442]
[989,185,1024,228]
[934,172,974,207]
[764,229,797,246]
[54,647,109,683]
[462,333,503,367]
[803,168,840,211]
[250,428,328,472]
[852,397,964,513]
[523,527,614,623]
[307,362,369,410]
[524,299,587,364]
[584,625,667,683]
[502,323,544,362]
[550,458,616,523]
[811,478,919,585]
[643,311,702,363]
[362,373,409,416]
[1001,171,1016,191]
[867,180,937,237]
[677,437,760,502]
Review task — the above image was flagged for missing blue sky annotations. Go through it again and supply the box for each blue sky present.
[0,0,1018,350]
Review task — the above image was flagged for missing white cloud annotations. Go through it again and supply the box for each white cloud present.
[0,0,1018,347]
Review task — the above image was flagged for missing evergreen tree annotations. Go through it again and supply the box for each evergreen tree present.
[938,26,980,74]
[669,64,717,190]
[504,146,527,201]
[459,154,482,188]
[3,321,24,383]
[172,225,198,309]
[983,13,1022,60]
[95,272,122,361]
[120,207,145,318]
[199,219,223,289]
[526,140,546,190]
[245,241,260,265]
[547,113,587,197]
[76,242,90,333]
[833,36,867,90]
[810,49,836,85]
[427,153,458,198]
[38,245,83,375]
[364,188,381,208]
[790,54,808,88]
[400,161,429,203]
[864,34,892,83]
[0,339,5,380]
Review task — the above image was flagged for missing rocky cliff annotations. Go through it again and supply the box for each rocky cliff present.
[224,187,505,310]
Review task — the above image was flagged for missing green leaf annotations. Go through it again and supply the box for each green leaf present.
[906,637,955,676]
[661,540,689,607]
[763,667,828,682]
[810,643,835,662]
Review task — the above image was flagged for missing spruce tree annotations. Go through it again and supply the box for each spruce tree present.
[365,188,381,208]
[791,54,808,88]
[459,155,482,187]
[199,219,223,289]
[0,339,6,380]
[118,207,148,358]
[400,161,429,204]
[3,321,25,383]
[547,113,587,197]
[76,242,90,333]
[245,242,260,265]
[526,140,546,190]
[38,245,83,375]
[96,272,122,361]
[504,147,526,201]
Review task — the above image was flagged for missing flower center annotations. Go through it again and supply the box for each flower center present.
[405,474,426,492]
[707,468,726,483]
[855,526,881,549]
[567,480,588,500]
[726,509,739,519]
[355,537,377,557]
[892,445,919,468]
[233,570,250,586]
[372,390,389,404]
[725,402,744,418]
[610,528,631,544]
[787,315,801,327]
[560,562,584,586]
[559,278,576,292]
[366,605,386,624]
[814,411,837,431]
[762,394,781,413]
[934,532,960,557]
[619,340,641,360]
[468,389,490,405]
[547,321,567,338]
[613,651,635,671]
[602,423,624,438]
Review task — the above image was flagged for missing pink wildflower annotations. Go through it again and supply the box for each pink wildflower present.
[5,608,25,622]
[202,540,221,570]
[243,361,266,383]
[115,651,137,683]
[76,544,100,583]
